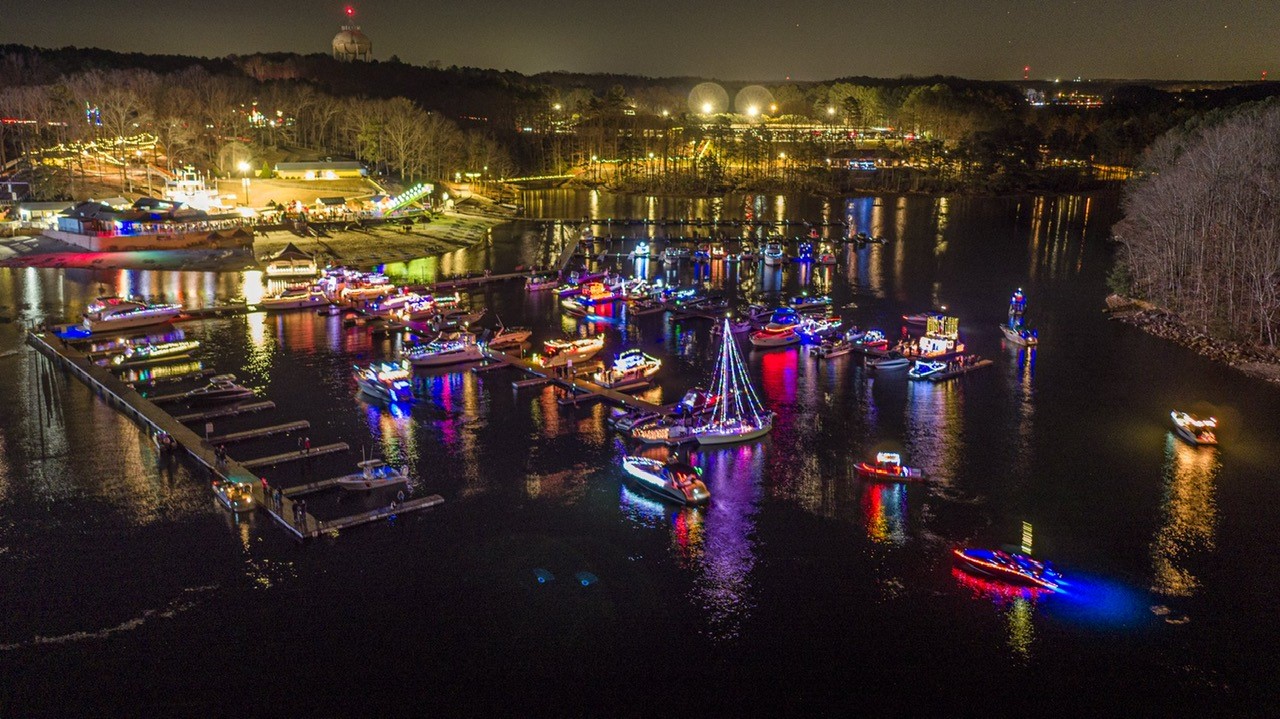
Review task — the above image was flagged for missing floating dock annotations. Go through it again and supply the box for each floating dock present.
[208,420,310,445]
[922,359,994,382]
[241,443,350,470]
[486,348,664,413]
[173,400,276,423]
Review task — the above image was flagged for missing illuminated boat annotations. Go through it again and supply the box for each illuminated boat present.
[487,322,532,349]
[907,360,948,380]
[749,325,800,348]
[525,274,559,291]
[182,377,256,405]
[762,242,786,266]
[261,285,329,310]
[868,352,910,370]
[711,317,753,335]
[856,452,924,481]
[812,337,853,358]
[537,336,605,367]
[629,421,695,445]
[662,246,689,263]
[854,329,889,350]
[903,311,942,326]
[796,241,814,262]
[335,459,410,492]
[577,281,619,305]
[694,318,774,445]
[629,241,651,259]
[354,360,414,403]
[710,244,726,260]
[429,308,483,332]
[1000,289,1038,346]
[398,296,439,321]
[953,548,1061,591]
[368,292,422,317]
[789,294,833,313]
[692,245,711,262]
[110,340,200,368]
[403,333,484,367]
[82,297,182,333]
[610,409,662,432]
[592,349,661,390]
[1171,410,1218,446]
[212,480,255,514]
[817,245,838,265]
[796,316,843,343]
[621,456,710,505]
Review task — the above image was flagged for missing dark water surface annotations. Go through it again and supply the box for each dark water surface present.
[1,191,1277,716]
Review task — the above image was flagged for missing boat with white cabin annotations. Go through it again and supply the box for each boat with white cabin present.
[354,361,415,403]
[82,297,182,333]
[592,349,661,390]
[335,459,410,492]
[621,456,710,505]
[537,336,605,368]
[403,333,485,367]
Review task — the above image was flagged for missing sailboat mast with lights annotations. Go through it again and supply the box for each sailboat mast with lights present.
[694,318,774,445]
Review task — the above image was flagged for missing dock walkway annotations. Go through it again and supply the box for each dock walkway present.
[486,348,664,413]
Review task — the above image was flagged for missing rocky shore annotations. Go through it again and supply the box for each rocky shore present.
[1105,294,1280,383]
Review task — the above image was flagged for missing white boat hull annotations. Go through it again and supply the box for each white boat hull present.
[409,346,485,367]
[1000,325,1038,346]
[83,311,180,333]
[695,421,773,445]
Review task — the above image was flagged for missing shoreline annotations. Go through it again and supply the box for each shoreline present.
[1105,294,1280,384]
[0,212,507,273]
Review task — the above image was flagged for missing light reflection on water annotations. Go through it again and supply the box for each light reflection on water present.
[1151,434,1219,597]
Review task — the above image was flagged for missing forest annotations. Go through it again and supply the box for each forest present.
[1113,100,1280,347]
[3,44,1280,199]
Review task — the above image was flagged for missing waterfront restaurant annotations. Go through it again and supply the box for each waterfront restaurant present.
[46,199,254,252]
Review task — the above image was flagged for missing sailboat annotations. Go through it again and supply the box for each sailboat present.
[693,318,774,445]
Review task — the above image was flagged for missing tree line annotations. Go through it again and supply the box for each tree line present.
[1113,100,1280,346]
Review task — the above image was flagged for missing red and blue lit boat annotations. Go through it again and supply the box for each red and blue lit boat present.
[952,548,1062,591]
[855,452,924,481]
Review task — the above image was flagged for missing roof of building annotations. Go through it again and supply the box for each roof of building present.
[270,243,314,261]
[17,201,73,212]
[275,161,364,171]
[316,197,347,206]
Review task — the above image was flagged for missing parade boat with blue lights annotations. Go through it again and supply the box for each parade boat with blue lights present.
[354,361,414,403]
[621,456,710,505]
[694,318,774,445]
[82,297,183,333]
[953,548,1062,591]
[525,274,559,291]
[796,316,843,343]
[692,245,711,262]
[1000,289,1039,346]
[908,360,949,380]
[109,340,200,368]
[336,459,410,492]
[182,377,256,405]
[403,333,485,367]
[537,335,605,367]
[762,241,786,266]
[261,285,330,311]
[592,349,661,390]
[1171,410,1218,446]
[856,452,924,481]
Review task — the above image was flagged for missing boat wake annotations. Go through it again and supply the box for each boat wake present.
[0,584,219,651]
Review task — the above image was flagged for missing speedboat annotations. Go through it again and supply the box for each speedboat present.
[796,316,843,343]
[182,378,255,405]
[1001,324,1039,346]
[212,480,255,514]
[429,309,483,332]
[335,459,410,492]
[621,456,710,505]
[538,336,605,367]
[526,274,559,291]
[903,311,942,326]
[868,352,910,370]
[488,324,532,350]
[762,242,786,267]
[354,360,414,402]
[1001,288,1039,346]
[749,325,800,348]
[953,548,1062,591]
[82,297,182,333]
[110,340,200,368]
[610,409,661,432]
[908,360,948,380]
[403,333,485,367]
[1171,410,1218,446]
[789,295,833,313]
[856,452,924,481]
[261,286,329,311]
[592,349,661,390]
[812,337,853,358]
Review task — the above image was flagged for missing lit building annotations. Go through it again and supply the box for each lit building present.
[47,199,252,252]
[275,161,367,180]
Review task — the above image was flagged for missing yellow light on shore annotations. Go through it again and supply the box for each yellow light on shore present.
[746,105,759,117]
[701,102,713,115]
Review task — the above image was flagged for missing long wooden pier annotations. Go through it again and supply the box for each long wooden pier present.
[319,495,445,533]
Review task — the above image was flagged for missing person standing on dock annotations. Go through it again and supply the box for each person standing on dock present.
[304,437,311,454]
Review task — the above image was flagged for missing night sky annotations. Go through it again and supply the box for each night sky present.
[2,0,1274,80]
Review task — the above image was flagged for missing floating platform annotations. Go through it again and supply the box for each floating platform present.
[208,420,310,445]
[173,400,276,423]
[241,443,350,469]
[318,495,445,534]
[487,348,663,414]
[923,359,994,382]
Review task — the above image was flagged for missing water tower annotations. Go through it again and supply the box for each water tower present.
[332,6,372,62]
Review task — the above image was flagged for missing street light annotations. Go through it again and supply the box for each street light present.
[237,160,252,207]
[701,102,713,115]
[746,105,759,118]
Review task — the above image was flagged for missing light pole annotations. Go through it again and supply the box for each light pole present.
[237,160,252,208]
